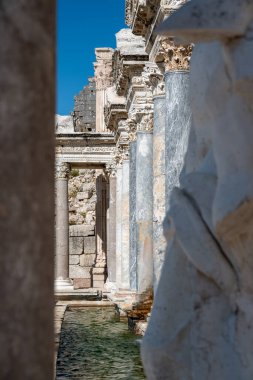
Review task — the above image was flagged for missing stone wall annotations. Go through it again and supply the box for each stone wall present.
[68,169,97,289]
[73,77,96,132]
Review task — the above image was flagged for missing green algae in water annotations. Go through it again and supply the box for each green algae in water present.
[56,307,146,380]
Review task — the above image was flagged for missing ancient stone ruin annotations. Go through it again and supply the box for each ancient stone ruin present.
[2,0,253,379]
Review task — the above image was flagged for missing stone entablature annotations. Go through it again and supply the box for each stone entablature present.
[125,0,190,74]
[113,29,148,97]
[125,0,159,36]
[56,133,116,164]
[104,85,128,132]
[104,103,128,132]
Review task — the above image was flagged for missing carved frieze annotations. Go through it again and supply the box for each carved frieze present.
[55,146,116,154]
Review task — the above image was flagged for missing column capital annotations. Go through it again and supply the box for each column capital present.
[126,117,138,142]
[145,66,165,97]
[105,162,117,178]
[137,112,154,133]
[55,161,70,180]
[159,38,192,72]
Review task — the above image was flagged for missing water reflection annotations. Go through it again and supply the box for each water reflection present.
[56,307,146,380]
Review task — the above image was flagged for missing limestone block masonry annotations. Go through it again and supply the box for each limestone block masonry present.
[68,169,96,289]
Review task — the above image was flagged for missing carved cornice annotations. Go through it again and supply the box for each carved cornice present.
[125,0,159,36]
[55,161,70,180]
[113,49,148,97]
[158,38,192,71]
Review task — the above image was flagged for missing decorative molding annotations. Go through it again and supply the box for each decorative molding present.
[55,146,116,154]
[55,161,70,180]
[113,50,148,97]
[125,0,158,36]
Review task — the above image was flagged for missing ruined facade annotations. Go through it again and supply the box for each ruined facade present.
[55,0,253,378]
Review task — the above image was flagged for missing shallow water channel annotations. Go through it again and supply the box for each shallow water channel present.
[56,307,146,380]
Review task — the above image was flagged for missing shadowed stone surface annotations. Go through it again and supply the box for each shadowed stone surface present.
[0,2,55,379]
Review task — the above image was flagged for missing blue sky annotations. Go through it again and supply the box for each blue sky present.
[57,0,126,115]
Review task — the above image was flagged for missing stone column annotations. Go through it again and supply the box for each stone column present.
[136,121,153,300]
[116,164,123,290]
[0,1,55,378]
[121,159,130,290]
[106,166,117,288]
[55,161,73,290]
[129,140,137,291]
[165,70,191,208]
[153,95,167,292]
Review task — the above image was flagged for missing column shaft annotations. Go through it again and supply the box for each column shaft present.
[107,175,117,284]
[0,1,55,378]
[153,95,166,292]
[121,160,130,290]
[129,141,137,290]
[136,132,153,298]
[116,165,123,289]
[55,176,69,281]
[165,71,191,208]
